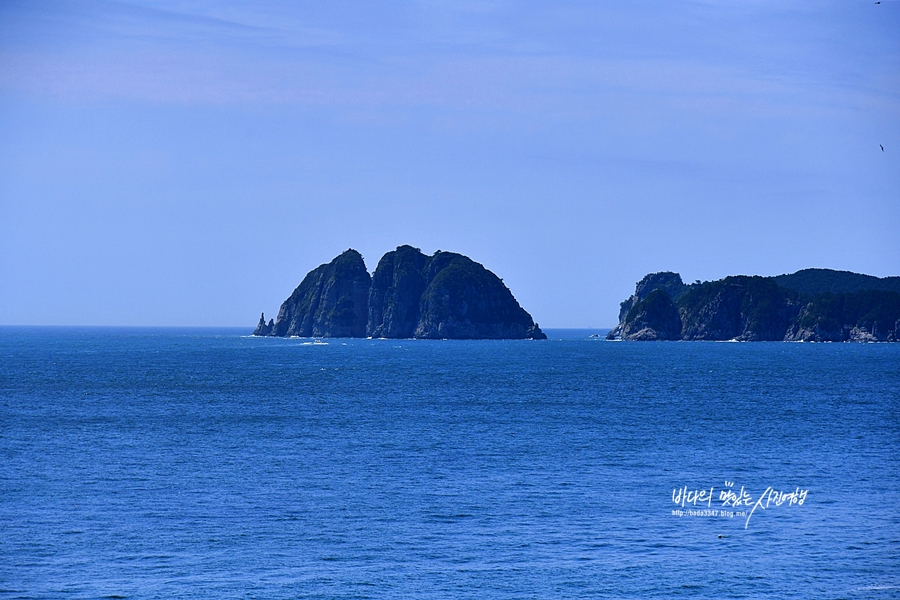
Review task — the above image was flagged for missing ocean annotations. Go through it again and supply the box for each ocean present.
[1,327,898,598]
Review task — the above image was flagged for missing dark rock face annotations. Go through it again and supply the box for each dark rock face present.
[269,249,371,338]
[632,272,687,308]
[255,246,545,340]
[677,277,799,341]
[610,272,686,339]
[413,252,546,340]
[784,292,847,342]
[609,270,900,342]
[784,290,900,342]
[367,245,428,339]
[619,289,682,340]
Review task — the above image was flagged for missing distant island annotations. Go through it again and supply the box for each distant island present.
[254,246,546,340]
[608,269,900,342]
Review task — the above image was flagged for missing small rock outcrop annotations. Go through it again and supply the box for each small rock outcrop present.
[253,313,274,336]
[255,246,546,340]
[609,269,900,342]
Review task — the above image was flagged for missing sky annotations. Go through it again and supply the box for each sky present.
[1,0,898,328]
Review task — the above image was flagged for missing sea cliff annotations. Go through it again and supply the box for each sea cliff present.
[608,269,900,342]
[255,246,546,340]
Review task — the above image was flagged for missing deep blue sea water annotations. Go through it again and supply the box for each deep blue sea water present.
[1,327,898,599]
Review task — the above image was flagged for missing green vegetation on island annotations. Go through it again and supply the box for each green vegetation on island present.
[254,246,546,340]
[609,269,900,342]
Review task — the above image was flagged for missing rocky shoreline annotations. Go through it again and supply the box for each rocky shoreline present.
[608,269,900,342]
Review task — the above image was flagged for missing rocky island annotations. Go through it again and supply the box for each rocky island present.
[254,246,546,340]
[608,269,900,342]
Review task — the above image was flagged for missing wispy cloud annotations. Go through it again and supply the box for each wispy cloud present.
[2,0,896,114]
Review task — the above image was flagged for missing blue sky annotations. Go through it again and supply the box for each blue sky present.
[1,0,898,327]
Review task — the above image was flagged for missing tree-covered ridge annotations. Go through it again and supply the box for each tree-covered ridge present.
[773,268,900,296]
[609,269,900,342]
